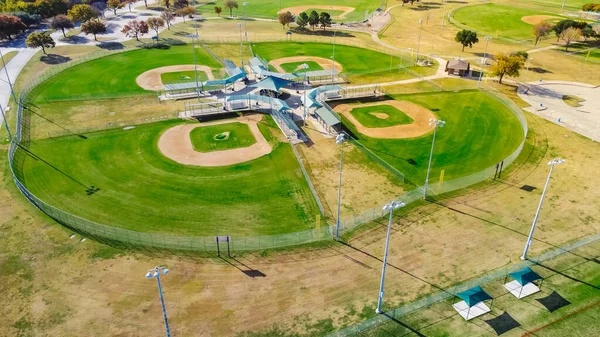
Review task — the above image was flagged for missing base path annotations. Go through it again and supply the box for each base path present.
[278,6,355,19]
[335,101,436,139]
[136,65,215,91]
[158,114,272,166]
[270,56,343,74]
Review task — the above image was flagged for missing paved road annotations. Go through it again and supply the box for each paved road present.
[0,48,38,135]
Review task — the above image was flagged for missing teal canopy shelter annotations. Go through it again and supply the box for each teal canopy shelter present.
[456,286,493,307]
[252,76,293,92]
[509,267,542,286]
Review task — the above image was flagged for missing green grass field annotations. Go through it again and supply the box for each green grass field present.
[340,90,524,183]
[189,122,257,152]
[519,0,591,11]
[452,4,559,40]
[196,0,374,21]
[160,70,209,85]
[280,60,323,73]
[29,45,222,101]
[349,104,414,128]
[16,115,321,236]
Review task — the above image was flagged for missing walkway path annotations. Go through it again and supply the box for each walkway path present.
[0,48,38,133]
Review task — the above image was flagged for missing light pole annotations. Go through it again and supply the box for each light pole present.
[331,30,337,85]
[187,33,200,99]
[423,118,446,199]
[376,200,406,314]
[477,36,492,88]
[441,0,446,27]
[146,266,171,337]
[415,19,423,64]
[0,104,12,141]
[243,2,247,38]
[525,57,533,83]
[521,158,565,260]
[237,22,244,66]
[300,63,309,126]
[561,0,566,11]
[335,133,346,241]
[0,49,17,105]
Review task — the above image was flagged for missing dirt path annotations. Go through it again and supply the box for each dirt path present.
[335,101,436,139]
[521,15,559,25]
[136,65,215,91]
[278,5,355,19]
[269,56,343,74]
[157,114,272,166]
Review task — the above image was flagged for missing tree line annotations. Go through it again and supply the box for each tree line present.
[582,3,600,12]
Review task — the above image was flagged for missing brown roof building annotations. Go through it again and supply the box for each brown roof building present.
[445,59,470,76]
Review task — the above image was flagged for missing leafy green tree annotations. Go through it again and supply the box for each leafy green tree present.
[25,31,55,54]
[582,26,596,40]
[296,12,308,29]
[50,14,73,37]
[510,51,529,61]
[81,19,106,41]
[455,29,479,51]
[552,19,587,41]
[214,6,222,16]
[278,11,294,29]
[308,10,319,30]
[107,0,124,15]
[13,11,42,27]
[491,53,523,84]
[319,12,331,30]
[0,14,26,40]
[224,0,238,17]
[67,4,97,23]
[34,0,68,18]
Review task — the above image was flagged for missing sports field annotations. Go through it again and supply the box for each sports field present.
[338,90,524,182]
[280,60,324,73]
[452,4,560,40]
[16,116,321,236]
[160,70,209,85]
[349,104,414,128]
[196,0,374,21]
[189,122,257,152]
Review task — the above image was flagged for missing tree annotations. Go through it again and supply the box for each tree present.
[34,0,68,18]
[552,19,587,41]
[582,26,596,41]
[147,17,165,37]
[67,4,97,23]
[491,53,523,84]
[162,0,171,9]
[124,0,136,12]
[13,12,42,27]
[319,12,331,30]
[121,19,148,41]
[224,0,238,17]
[296,12,308,29]
[560,27,581,51]
[308,10,319,30]
[278,11,294,29]
[50,14,73,37]
[511,51,529,61]
[0,14,26,40]
[173,0,188,9]
[582,3,600,12]
[143,0,148,8]
[107,0,124,15]
[160,10,174,30]
[533,21,552,46]
[455,29,479,51]
[214,6,222,17]
[25,31,55,54]
[176,6,195,22]
[81,19,106,41]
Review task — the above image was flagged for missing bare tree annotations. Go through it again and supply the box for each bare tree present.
[560,27,581,51]
[533,21,553,46]
[161,10,174,30]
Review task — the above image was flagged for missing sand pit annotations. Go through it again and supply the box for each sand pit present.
[521,15,560,25]
[158,114,272,167]
[270,56,343,74]
[136,65,215,91]
[335,101,436,139]
[278,6,355,19]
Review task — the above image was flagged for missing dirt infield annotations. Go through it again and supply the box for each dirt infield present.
[135,65,215,91]
[157,114,272,166]
[270,56,343,74]
[335,101,436,139]
[521,15,560,25]
[278,5,355,19]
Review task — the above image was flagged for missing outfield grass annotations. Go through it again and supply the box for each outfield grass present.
[349,104,414,128]
[196,0,374,21]
[160,70,209,85]
[280,60,323,73]
[518,0,592,11]
[452,4,558,40]
[29,45,222,102]
[17,115,321,236]
[189,122,257,152]
[340,90,524,183]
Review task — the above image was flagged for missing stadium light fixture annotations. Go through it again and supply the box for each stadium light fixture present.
[423,119,446,199]
[521,159,565,260]
[376,200,406,314]
[237,23,244,66]
[477,36,492,88]
[335,133,346,241]
[415,19,423,64]
[146,266,172,337]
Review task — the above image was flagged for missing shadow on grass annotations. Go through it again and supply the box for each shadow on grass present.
[40,54,72,64]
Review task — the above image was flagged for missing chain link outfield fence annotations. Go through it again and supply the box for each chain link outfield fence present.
[7,46,528,253]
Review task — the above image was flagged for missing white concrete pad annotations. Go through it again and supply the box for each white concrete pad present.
[452,300,491,321]
[504,280,540,299]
